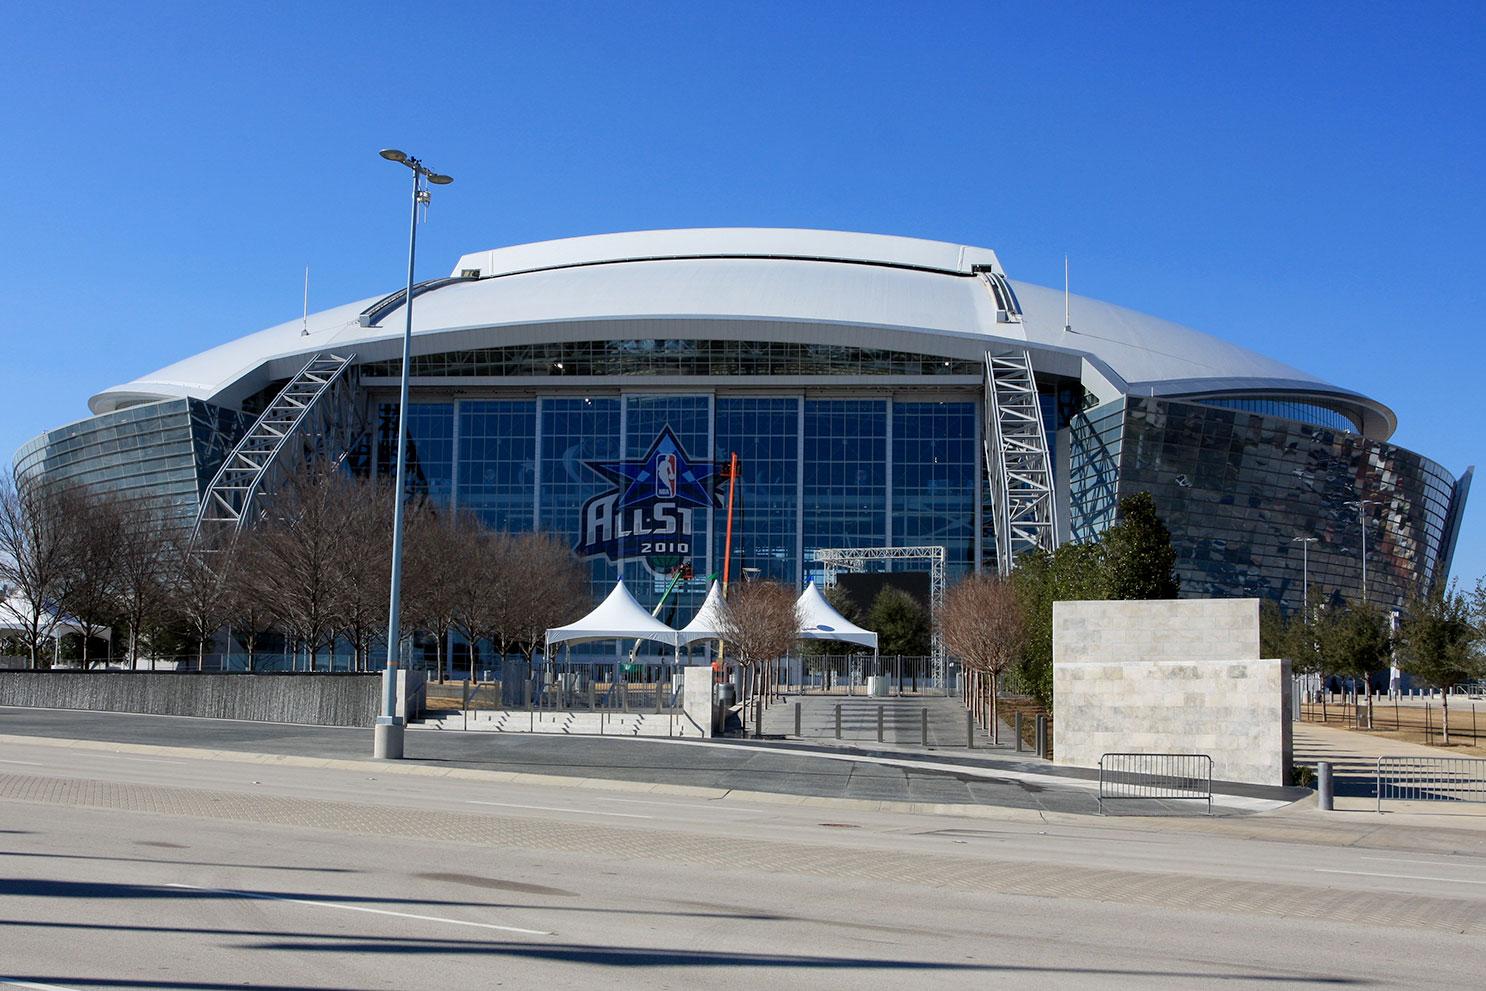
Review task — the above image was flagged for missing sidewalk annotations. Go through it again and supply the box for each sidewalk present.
[1295,721,1486,816]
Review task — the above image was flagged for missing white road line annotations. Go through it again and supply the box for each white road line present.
[1361,855,1486,868]
[1314,868,1486,886]
[163,883,552,936]
[4,980,86,990]
[466,800,652,819]
[0,759,43,766]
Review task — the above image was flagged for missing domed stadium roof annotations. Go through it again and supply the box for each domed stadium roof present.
[89,228,1395,438]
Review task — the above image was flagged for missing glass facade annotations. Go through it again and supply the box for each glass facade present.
[359,340,983,379]
[361,392,982,611]
[802,400,888,580]
[1068,399,1125,542]
[14,398,250,528]
[714,398,799,585]
[376,402,454,505]
[892,401,978,578]
[457,401,536,530]
[1194,397,1358,433]
[1117,396,1460,610]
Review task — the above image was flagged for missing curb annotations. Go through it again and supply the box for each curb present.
[0,731,1079,823]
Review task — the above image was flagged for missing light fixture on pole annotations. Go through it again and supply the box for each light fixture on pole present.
[1292,536,1319,618]
[373,148,454,760]
[1344,499,1379,608]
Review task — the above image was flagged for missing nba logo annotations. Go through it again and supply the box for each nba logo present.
[655,453,677,498]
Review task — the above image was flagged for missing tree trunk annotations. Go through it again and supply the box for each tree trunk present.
[990,673,1000,746]
[246,642,256,673]
[1443,693,1451,746]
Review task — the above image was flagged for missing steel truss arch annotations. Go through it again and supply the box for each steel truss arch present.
[191,351,363,546]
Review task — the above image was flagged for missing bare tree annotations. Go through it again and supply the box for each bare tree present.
[224,527,280,672]
[941,574,1025,745]
[0,471,78,668]
[57,486,124,668]
[715,581,800,736]
[166,529,239,671]
[403,504,466,683]
[451,524,511,682]
[332,474,394,671]
[255,460,354,671]
[111,497,174,670]
[505,531,590,669]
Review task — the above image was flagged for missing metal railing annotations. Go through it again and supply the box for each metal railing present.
[1375,756,1486,811]
[1098,753,1214,815]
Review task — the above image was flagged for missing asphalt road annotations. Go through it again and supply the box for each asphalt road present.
[1,736,1484,989]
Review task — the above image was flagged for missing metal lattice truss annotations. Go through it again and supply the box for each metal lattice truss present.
[984,348,1059,574]
[814,545,947,684]
[191,351,362,544]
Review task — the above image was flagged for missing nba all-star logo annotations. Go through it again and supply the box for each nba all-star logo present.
[576,426,719,576]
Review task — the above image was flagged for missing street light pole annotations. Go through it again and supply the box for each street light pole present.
[1345,499,1378,608]
[374,148,453,760]
[1292,536,1318,617]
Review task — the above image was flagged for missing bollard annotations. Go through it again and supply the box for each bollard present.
[1317,761,1333,811]
[966,708,975,749]
[921,707,929,748]
[877,705,885,743]
[835,703,842,739]
[1035,715,1048,759]
[1015,712,1024,753]
[794,701,802,737]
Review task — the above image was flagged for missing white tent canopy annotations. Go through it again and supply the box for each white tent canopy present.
[796,581,878,650]
[546,580,680,648]
[677,580,727,646]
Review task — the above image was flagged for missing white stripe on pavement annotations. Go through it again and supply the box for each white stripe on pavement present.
[1314,869,1486,886]
[466,800,652,819]
[163,883,553,935]
[1361,855,1486,868]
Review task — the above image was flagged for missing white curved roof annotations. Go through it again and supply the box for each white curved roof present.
[88,227,1394,437]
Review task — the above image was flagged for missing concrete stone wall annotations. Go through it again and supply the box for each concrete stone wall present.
[1053,598,1260,664]
[1052,599,1292,786]
[0,671,382,727]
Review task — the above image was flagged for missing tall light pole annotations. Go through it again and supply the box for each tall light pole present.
[1292,536,1318,617]
[1344,499,1378,607]
[373,148,453,760]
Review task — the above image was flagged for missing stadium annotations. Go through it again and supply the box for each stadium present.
[15,227,1472,623]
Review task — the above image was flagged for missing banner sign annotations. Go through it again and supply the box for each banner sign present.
[576,426,719,576]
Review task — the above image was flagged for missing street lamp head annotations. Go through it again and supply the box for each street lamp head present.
[427,172,453,185]
[379,148,409,163]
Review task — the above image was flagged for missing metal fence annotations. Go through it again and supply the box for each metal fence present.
[1097,753,1214,815]
[795,655,955,696]
[1375,756,1486,811]
[427,668,683,716]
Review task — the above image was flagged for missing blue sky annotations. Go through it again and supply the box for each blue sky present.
[2,2,1482,584]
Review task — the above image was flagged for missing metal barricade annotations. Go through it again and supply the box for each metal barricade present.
[1375,756,1486,812]
[1098,753,1213,815]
